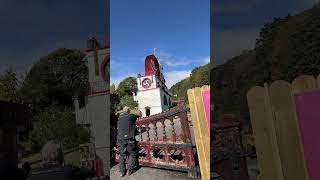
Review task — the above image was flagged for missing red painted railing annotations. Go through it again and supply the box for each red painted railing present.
[115,104,197,177]
[213,115,249,180]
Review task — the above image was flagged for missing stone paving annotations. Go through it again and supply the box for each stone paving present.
[110,113,199,180]
[110,164,199,180]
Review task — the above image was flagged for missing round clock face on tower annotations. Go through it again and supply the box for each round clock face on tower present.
[142,78,152,88]
[100,57,110,82]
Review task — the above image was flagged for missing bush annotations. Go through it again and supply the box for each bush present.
[118,95,138,110]
[116,77,137,97]
[29,105,89,152]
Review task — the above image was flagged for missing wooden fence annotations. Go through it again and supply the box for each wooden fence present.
[246,74,320,180]
[187,85,210,180]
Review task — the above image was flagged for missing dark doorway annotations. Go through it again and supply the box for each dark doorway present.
[145,107,150,116]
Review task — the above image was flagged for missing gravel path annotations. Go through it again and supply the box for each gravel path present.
[110,164,199,180]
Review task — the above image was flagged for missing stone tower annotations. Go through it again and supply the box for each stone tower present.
[133,54,172,117]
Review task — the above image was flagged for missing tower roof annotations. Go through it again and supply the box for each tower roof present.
[145,55,165,83]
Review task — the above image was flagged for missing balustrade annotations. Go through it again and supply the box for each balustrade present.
[114,105,197,177]
[213,115,249,180]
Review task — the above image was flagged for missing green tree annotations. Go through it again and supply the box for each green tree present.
[0,69,21,102]
[118,95,138,110]
[110,83,116,94]
[29,105,89,151]
[20,48,88,111]
[170,63,209,100]
[111,93,120,113]
[15,48,90,152]
[116,77,137,97]
[211,3,320,147]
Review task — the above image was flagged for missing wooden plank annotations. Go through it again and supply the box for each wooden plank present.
[295,91,320,180]
[292,75,317,94]
[247,85,284,180]
[201,86,210,132]
[316,74,320,88]
[291,75,318,180]
[187,86,210,180]
[269,80,308,180]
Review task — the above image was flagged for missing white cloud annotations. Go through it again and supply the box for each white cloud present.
[157,51,209,68]
[164,70,191,88]
[201,56,210,65]
[111,70,191,89]
[157,51,193,67]
[110,52,208,88]
[110,60,122,69]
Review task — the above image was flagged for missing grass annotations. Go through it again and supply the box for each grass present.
[64,150,80,166]
[19,150,80,168]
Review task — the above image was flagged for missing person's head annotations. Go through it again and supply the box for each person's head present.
[123,106,130,114]
[40,140,64,165]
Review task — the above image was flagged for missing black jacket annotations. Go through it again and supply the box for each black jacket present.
[117,113,139,140]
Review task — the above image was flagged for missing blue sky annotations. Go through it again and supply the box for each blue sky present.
[0,0,107,72]
[1,0,318,85]
[110,0,210,88]
[214,0,318,64]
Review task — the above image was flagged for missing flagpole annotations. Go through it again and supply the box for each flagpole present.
[153,48,157,56]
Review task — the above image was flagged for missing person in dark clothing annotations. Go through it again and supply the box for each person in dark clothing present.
[0,164,26,180]
[117,106,139,177]
[22,162,31,179]
[28,140,94,180]
[0,139,26,180]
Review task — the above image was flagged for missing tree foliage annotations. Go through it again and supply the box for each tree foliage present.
[29,105,89,151]
[20,48,87,112]
[3,48,91,153]
[170,63,210,100]
[116,77,137,97]
[110,83,116,94]
[0,69,20,102]
[118,95,138,110]
[211,3,320,142]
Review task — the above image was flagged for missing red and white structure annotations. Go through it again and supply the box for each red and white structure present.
[74,37,110,176]
[133,54,172,117]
